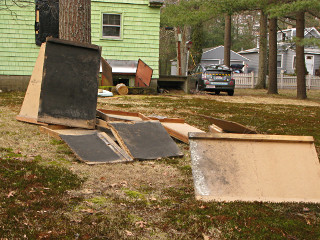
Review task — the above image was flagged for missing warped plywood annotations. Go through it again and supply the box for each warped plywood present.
[16,43,47,125]
[101,57,113,86]
[59,132,133,164]
[36,37,101,129]
[189,132,320,203]
[109,121,183,160]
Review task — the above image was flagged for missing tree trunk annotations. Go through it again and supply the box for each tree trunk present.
[267,17,278,94]
[296,11,307,99]
[224,14,231,67]
[256,10,268,89]
[59,0,91,43]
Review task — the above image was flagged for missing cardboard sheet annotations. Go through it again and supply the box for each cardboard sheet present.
[189,132,320,203]
[109,121,183,160]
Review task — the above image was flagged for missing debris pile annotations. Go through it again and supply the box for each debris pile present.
[17,38,320,203]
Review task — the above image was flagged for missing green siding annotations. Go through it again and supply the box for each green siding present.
[0,2,39,76]
[0,0,161,78]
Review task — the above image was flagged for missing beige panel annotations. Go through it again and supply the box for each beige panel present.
[162,122,204,144]
[189,133,320,203]
[16,44,46,123]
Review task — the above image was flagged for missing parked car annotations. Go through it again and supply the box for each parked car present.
[189,64,235,96]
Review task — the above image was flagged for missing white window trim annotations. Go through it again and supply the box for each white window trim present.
[101,12,123,40]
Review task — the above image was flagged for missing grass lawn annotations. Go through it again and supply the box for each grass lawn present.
[0,89,320,239]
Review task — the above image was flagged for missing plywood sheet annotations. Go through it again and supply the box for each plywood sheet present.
[101,57,113,86]
[161,122,204,144]
[189,132,320,203]
[16,43,46,124]
[97,109,148,122]
[109,121,183,160]
[37,37,101,129]
[135,59,153,87]
[60,132,133,164]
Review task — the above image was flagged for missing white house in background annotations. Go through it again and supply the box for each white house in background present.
[239,27,320,76]
[201,46,250,71]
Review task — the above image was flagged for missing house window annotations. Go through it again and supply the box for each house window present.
[102,14,121,38]
[277,54,282,68]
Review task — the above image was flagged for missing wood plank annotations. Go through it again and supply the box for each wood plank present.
[200,115,257,134]
[101,57,113,86]
[39,125,96,140]
[97,109,149,122]
[189,132,320,203]
[37,38,101,129]
[135,58,153,87]
[189,132,314,143]
[108,121,183,160]
[16,43,46,124]
[161,122,204,144]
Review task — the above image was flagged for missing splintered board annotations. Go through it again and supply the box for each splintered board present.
[16,43,47,125]
[109,121,183,160]
[60,132,133,164]
[189,132,320,203]
[37,37,101,129]
[101,57,113,86]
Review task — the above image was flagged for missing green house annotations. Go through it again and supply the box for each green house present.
[0,0,163,91]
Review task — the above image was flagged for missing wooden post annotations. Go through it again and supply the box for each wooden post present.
[307,74,312,90]
[280,72,284,89]
[251,72,255,88]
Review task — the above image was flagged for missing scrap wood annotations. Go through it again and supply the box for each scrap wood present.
[39,125,97,140]
[97,109,149,122]
[161,122,204,144]
[16,43,46,125]
[189,132,320,203]
[36,37,101,129]
[135,59,153,87]
[60,132,133,164]
[199,114,257,134]
[108,121,183,160]
[101,57,113,86]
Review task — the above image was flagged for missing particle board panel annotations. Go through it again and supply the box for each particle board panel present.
[16,43,46,124]
[109,121,183,160]
[37,37,101,129]
[60,132,133,164]
[189,132,320,203]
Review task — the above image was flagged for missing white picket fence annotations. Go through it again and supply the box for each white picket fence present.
[233,72,320,89]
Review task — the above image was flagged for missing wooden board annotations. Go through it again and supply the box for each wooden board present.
[200,115,257,134]
[59,132,132,164]
[135,59,153,87]
[16,43,46,124]
[101,57,113,86]
[109,121,183,160]
[39,125,97,140]
[37,37,101,129]
[97,109,149,122]
[161,122,204,144]
[189,132,320,203]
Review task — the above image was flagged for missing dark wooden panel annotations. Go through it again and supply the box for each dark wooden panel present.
[37,38,101,129]
[109,121,183,160]
[60,132,132,164]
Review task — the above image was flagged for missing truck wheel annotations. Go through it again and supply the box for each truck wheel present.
[228,90,234,96]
